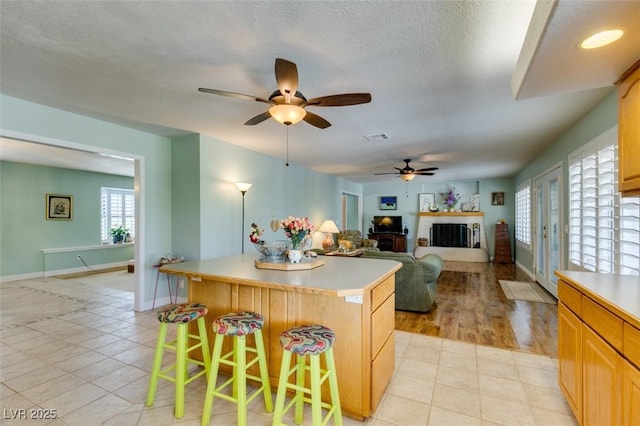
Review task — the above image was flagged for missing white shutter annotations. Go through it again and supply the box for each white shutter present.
[568,126,639,275]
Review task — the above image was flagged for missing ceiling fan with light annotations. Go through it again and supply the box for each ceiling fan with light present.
[375,159,439,181]
[198,58,371,129]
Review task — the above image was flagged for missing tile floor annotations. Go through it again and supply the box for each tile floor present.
[0,273,577,425]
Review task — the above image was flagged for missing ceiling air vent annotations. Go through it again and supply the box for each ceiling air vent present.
[364,133,389,142]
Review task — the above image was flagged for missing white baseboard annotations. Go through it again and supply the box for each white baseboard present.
[515,260,535,281]
[0,261,128,283]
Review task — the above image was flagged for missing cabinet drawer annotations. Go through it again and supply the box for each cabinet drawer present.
[371,333,394,412]
[624,323,640,369]
[583,296,623,351]
[371,295,395,357]
[558,280,582,316]
[372,275,394,311]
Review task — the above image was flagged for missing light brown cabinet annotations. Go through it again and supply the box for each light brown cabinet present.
[558,302,582,423]
[617,60,640,197]
[557,275,640,425]
[493,223,512,263]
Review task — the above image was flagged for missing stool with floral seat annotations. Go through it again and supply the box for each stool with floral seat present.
[146,303,211,418]
[272,324,342,426]
[201,311,273,426]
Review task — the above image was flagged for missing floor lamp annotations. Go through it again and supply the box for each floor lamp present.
[236,182,252,253]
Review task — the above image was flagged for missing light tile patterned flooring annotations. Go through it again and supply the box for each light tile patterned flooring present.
[0,272,577,425]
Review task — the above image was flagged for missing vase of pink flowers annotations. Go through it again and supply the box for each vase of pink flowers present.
[280,216,315,263]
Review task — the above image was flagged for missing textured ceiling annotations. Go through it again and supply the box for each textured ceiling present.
[1,1,638,183]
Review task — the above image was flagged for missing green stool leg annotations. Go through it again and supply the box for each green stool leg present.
[146,322,168,407]
[310,355,322,426]
[202,333,225,426]
[197,317,211,380]
[254,329,273,412]
[294,354,306,424]
[325,348,343,426]
[237,335,247,426]
[273,350,292,426]
[175,322,187,418]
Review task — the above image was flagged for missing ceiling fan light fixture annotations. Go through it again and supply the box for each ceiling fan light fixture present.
[400,173,416,181]
[580,29,624,49]
[269,104,307,125]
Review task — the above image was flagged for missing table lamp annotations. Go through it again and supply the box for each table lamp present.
[318,220,340,250]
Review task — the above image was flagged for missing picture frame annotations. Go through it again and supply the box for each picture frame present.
[46,194,73,220]
[419,193,435,212]
[491,192,504,206]
[470,194,480,212]
[380,196,397,210]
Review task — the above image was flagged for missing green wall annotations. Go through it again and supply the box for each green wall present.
[0,161,134,275]
[513,89,618,274]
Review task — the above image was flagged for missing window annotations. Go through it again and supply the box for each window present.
[568,127,639,275]
[101,187,135,243]
[515,181,531,250]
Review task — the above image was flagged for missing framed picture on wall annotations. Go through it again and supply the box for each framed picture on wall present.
[491,192,505,206]
[470,194,480,211]
[380,196,397,210]
[419,193,435,212]
[46,194,73,220]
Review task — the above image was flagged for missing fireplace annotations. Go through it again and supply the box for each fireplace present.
[430,223,469,248]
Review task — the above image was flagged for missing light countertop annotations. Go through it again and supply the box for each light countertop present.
[160,254,402,297]
[556,270,640,327]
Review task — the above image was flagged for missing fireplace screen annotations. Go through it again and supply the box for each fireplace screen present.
[430,223,470,248]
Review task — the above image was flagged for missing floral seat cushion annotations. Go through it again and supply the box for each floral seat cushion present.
[279,324,335,355]
[156,303,208,323]
[212,311,264,336]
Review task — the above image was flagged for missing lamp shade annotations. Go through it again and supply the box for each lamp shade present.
[400,173,416,181]
[269,104,307,125]
[235,182,252,193]
[318,220,340,234]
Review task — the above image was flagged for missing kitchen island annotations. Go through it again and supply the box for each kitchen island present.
[160,254,402,420]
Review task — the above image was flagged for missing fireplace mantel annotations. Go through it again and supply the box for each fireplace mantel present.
[417,212,484,217]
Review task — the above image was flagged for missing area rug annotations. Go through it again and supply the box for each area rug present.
[498,280,557,304]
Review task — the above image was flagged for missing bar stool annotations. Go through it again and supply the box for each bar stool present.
[201,311,273,426]
[272,324,342,426]
[146,303,211,418]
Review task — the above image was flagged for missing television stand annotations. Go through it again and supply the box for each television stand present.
[368,233,406,252]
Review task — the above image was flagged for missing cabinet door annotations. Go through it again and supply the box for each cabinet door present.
[582,325,621,426]
[618,63,640,197]
[558,302,582,423]
[622,358,640,426]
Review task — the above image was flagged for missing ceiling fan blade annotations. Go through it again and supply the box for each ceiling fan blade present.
[198,88,269,103]
[244,111,272,125]
[303,111,331,129]
[275,58,299,101]
[306,93,372,107]
[414,172,436,176]
[415,167,439,172]
[374,172,400,176]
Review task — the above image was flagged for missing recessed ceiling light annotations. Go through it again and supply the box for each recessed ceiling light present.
[580,29,624,49]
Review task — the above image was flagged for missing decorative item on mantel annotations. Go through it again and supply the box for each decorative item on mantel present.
[440,185,460,212]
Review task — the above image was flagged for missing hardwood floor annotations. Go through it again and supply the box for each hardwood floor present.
[395,261,559,357]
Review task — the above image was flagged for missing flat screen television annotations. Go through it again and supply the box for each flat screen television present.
[373,215,403,233]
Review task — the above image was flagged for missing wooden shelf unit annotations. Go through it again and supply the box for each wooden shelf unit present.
[368,233,406,252]
[493,223,512,264]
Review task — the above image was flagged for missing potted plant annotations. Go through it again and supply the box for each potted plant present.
[110,225,128,244]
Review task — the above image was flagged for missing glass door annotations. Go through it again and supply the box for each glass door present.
[534,166,562,297]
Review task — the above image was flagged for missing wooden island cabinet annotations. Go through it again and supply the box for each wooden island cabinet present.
[161,254,402,420]
[556,271,640,425]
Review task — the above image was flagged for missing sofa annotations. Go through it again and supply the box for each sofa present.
[361,251,443,312]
